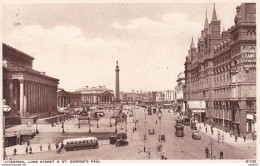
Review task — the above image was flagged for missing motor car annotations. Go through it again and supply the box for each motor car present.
[148,129,155,134]
[190,122,197,130]
[192,132,201,140]
[158,135,166,142]
[115,139,128,147]
[109,136,117,144]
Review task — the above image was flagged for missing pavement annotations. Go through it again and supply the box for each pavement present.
[195,122,256,148]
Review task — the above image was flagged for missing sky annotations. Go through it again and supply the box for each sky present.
[2,2,242,92]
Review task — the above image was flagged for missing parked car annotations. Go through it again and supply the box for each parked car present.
[115,139,128,147]
[192,132,201,140]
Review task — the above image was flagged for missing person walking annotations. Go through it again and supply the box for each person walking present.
[40,144,42,151]
[56,142,59,149]
[25,146,28,154]
[204,147,209,158]
[14,148,17,155]
[29,146,32,154]
[244,136,246,142]
[27,140,30,146]
[48,143,51,151]
[219,151,224,159]
[148,149,151,159]
[162,150,165,160]
[205,127,207,133]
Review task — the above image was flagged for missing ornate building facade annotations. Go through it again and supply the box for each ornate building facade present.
[75,86,114,105]
[184,3,256,137]
[3,43,59,119]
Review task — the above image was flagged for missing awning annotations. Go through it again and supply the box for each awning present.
[192,110,205,113]
[187,100,206,109]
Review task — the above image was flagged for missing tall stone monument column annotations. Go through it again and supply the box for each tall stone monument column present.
[115,60,121,103]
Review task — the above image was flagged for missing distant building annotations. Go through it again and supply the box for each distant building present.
[164,90,176,103]
[175,72,185,115]
[75,86,114,104]
[57,88,70,108]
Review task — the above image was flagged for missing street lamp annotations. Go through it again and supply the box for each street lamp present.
[88,119,92,133]
[3,99,11,160]
[157,108,162,159]
[199,101,202,129]
[209,139,214,159]
[222,102,225,143]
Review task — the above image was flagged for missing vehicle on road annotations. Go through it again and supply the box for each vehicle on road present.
[109,136,117,144]
[95,111,105,117]
[192,132,201,140]
[148,129,155,134]
[175,119,184,126]
[115,139,128,147]
[158,135,166,142]
[63,137,99,151]
[184,117,191,125]
[190,122,197,130]
[175,125,184,137]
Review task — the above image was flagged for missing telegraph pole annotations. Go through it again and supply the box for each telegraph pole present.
[144,113,146,152]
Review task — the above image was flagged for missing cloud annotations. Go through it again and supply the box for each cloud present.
[4,12,204,92]
[4,25,127,91]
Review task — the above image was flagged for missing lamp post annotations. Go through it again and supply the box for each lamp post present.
[157,108,162,159]
[3,100,11,160]
[209,139,214,159]
[222,102,225,143]
[88,119,92,133]
[199,101,202,129]
[144,113,146,152]
[134,105,137,131]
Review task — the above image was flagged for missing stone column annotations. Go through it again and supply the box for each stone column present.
[19,79,24,116]
[7,79,14,115]
[24,80,28,116]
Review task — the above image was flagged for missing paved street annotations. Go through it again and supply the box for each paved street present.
[6,107,256,160]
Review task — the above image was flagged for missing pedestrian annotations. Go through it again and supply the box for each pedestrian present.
[60,142,64,149]
[48,143,51,151]
[39,144,42,151]
[27,140,30,146]
[219,151,224,159]
[148,149,151,159]
[204,147,209,158]
[162,150,165,160]
[235,136,238,142]
[244,136,246,142]
[56,142,59,149]
[14,148,17,155]
[29,146,32,154]
[205,127,207,133]
[25,146,28,154]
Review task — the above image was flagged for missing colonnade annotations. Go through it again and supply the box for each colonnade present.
[5,78,57,116]
[82,95,113,104]
[57,96,70,107]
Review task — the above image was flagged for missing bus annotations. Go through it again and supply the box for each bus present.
[175,125,184,137]
[63,137,99,151]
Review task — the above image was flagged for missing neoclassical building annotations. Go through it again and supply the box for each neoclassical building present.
[75,86,114,104]
[2,43,59,119]
[57,88,71,108]
[184,3,256,137]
